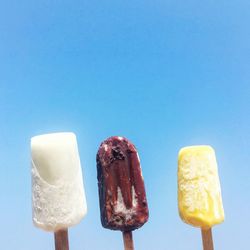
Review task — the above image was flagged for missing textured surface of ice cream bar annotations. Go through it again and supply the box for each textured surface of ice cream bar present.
[31,132,87,231]
[178,145,224,229]
[96,136,149,231]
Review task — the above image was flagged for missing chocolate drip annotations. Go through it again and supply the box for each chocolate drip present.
[96,136,149,231]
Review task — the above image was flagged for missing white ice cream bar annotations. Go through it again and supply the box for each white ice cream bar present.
[31,132,87,231]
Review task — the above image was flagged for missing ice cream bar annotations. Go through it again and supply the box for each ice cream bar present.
[178,145,224,229]
[96,136,149,231]
[31,132,87,232]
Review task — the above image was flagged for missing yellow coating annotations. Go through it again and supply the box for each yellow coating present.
[178,145,224,229]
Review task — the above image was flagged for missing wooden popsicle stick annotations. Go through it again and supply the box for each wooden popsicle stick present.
[122,231,134,250]
[54,229,69,250]
[201,228,214,250]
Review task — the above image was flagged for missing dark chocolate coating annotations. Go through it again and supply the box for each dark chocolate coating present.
[96,136,149,231]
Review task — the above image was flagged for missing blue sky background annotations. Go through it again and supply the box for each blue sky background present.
[0,0,250,249]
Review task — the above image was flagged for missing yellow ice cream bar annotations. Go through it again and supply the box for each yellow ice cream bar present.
[178,145,224,229]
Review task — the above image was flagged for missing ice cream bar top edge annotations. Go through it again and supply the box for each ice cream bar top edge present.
[178,145,215,158]
[31,132,76,146]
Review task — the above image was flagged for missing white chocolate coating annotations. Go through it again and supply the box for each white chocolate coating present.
[31,132,87,231]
